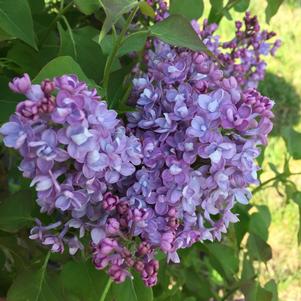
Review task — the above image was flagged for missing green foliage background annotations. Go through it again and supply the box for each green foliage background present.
[0,0,300,301]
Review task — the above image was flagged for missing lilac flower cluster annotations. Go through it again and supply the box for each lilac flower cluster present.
[0,8,277,288]
[148,1,280,89]
[195,12,281,89]
[0,74,142,257]
[125,38,274,268]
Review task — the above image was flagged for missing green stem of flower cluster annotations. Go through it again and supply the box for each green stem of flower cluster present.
[102,5,139,98]
[252,172,301,195]
[39,1,74,48]
[99,278,113,301]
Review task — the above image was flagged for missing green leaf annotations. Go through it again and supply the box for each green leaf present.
[292,191,301,244]
[150,14,213,56]
[170,0,204,20]
[139,1,155,18]
[0,75,23,123]
[182,269,213,299]
[111,277,152,301]
[132,273,153,301]
[0,0,37,49]
[28,0,45,15]
[241,255,255,280]
[119,30,149,56]
[234,204,250,246]
[101,31,149,57]
[208,0,223,24]
[107,63,133,109]
[241,279,258,301]
[265,0,284,24]
[99,35,116,55]
[74,0,100,15]
[204,243,239,281]
[247,234,272,263]
[184,298,197,301]
[7,269,65,301]
[264,280,278,301]
[240,256,260,301]
[33,56,95,88]
[281,127,301,160]
[208,0,243,23]
[60,259,109,301]
[0,26,11,41]
[111,279,138,301]
[58,25,107,82]
[0,248,5,270]
[249,205,271,241]
[7,33,58,77]
[234,0,250,12]
[268,162,281,176]
[6,253,58,301]
[98,0,138,42]
[242,281,273,301]
[0,190,34,233]
[256,286,273,301]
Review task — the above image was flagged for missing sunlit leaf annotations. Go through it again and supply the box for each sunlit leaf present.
[208,0,223,24]
[265,0,284,24]
[150,14,213,56]
[170,0,204,20]
[281,127,301,160]
[264,280,278,301]
[249,205,271,241]
[247,234,272,262]
[234,0,250,12]
[204,243,239,281]
[292,191,301,245]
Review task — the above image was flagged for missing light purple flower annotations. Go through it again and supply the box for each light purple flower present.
[187,115,209,138]
[0,115,28,149]
[55,188,88,211]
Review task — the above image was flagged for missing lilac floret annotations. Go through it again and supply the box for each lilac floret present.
[0,73,143,283]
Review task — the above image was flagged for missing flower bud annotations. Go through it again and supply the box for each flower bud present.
[106,218,120,235]
[9,73,31,94]
[109,265,128,283]
[103,192,119,211]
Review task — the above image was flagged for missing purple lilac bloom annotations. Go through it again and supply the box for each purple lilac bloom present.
[0,74,144,284]
[0,7,277,288]
[125,30,274,280]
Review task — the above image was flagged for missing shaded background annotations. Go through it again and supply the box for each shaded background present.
[214,0,301,299]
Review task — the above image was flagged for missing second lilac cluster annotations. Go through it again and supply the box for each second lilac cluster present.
[196,12,281,89]
[125,39,274,265]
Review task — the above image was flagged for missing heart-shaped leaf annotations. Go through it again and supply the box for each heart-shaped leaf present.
[150,14,213,56]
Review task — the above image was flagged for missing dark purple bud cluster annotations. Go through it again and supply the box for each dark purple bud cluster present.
[198,12,281,88]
